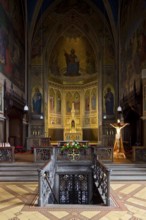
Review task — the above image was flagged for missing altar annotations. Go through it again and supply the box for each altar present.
[64,131,82,141]
[64,102,82,141]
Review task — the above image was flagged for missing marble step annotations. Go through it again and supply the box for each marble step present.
[110,175,146,181]
[0,162,43,182]
[105,163,146,181]
[0,176,38,182]
[0,171,38,175]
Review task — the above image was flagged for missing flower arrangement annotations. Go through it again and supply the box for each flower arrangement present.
[61,140,88,152]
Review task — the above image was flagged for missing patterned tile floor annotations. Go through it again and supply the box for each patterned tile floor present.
[0,181,146,220]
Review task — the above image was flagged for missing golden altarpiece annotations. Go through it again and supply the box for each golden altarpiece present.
[64,102,82,141]
[47,81,98,142]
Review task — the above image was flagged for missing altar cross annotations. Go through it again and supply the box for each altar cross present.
[68,149,80,160]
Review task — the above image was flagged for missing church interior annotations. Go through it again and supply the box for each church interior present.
[0,0,146,219]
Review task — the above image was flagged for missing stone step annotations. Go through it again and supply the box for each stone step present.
[0,171,38,176]
[0,162,42,166]
[0,176,38,182]
[108,167,146,171]
[110,175,146,181]
[111,170,146,175]
[0,162,43,182]
[105,163,146,181]
[0,166,41,171]
[105,163,146,167]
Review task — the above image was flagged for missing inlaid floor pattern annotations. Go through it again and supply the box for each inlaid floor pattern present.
[0,181,146,220]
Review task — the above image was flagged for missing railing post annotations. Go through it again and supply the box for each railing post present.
[38,169,44,207]
[106,169,111,206]
[34,148,36,162]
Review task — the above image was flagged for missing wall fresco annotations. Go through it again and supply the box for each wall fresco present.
[0,3,25,91]
[49,35,96,77]
[121,18,146,96]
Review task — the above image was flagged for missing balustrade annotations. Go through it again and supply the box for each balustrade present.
[92,157,111,206]
[33,147,52,162]
[94,146,113,162]
[38,154,56,207]
[133,146,146,162]
[37,145,111,206]
[0,146,15,162]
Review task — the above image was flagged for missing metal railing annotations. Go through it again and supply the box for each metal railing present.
[38,153,56,207]
[55,146,93,161]
[94,146,113,162]
[34,147,52,162]
[37,146,112,206]
[0,146,15,162]
[132,146,146,162]
[92,156,111,206]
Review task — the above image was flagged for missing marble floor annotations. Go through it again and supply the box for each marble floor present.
[0,181,146,220]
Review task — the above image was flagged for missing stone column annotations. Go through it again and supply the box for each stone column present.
[141,69,146,146]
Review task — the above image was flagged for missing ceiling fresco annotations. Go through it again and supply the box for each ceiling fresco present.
[27,0,119,25]
[27,0,146,44]
[29,1,106,84]
[27,0,146,87]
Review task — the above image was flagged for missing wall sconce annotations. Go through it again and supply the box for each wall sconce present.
[117,105,124,123]
[103,114,107,120]
[23,104,29,124]
[40,114,43,119]
[24,104,29,111]
[117,106,122,112]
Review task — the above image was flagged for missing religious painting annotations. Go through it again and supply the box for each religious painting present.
[121,17,146,96]
[66,92,72,114]
[49,89,55,113]
[8,0,25,39]
[64,49,79,76]
[0,21,7,65]
[73,92,80,114]
[0,4,25,91]
[103,85,115,116]
[91,89,96,111]
[31,87,42,114]
[0,83,3,113]
[56,91,61,113]
[144,85,146,113]
[85,91,90,112]
[49,35,96,78]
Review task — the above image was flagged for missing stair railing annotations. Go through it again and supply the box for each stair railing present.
[38,153,56,207]
[92,156,111,206]
[44,171,58,204]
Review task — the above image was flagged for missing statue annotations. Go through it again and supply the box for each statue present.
[32,88,42,114]
[110,120,129,158]
[104,87,114,115]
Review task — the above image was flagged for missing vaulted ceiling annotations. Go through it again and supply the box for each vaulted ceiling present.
[27,0,146,57]
[26,0,146,85]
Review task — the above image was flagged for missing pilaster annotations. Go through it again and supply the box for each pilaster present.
[141,69,146,145]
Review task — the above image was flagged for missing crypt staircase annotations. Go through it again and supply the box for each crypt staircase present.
[0,162,43,182]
